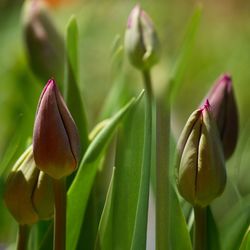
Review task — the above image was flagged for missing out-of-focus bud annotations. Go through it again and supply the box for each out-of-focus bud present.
[176,100,226,207]
[33,171,54,219]
[4,146,54,225]
[205,74,239,159]
[124,5,160,70]
[23,0,64,84]
[33,79,80,179]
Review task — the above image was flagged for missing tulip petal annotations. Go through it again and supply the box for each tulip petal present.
[33,79,79,179]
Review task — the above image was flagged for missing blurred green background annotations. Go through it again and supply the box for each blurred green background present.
[0,0,250,248]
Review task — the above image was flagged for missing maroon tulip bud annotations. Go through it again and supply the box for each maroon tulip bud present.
[33,79,80,179]
[23,0,64,84]
[205,74,239,159]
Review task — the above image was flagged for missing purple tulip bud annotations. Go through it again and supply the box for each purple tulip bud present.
[33,79,80,179]
[23,0,64,84]
[125,5,160,70]
[177,100,226,207]
[206,74,239,159]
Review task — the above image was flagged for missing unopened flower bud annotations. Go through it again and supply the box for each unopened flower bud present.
[176,100,226,207]
[33,79,80,179]
[125,5,160,70]
[23,0,64,83]
[33,171,54,219]
[4,146,54,225]
[205,74,239,159]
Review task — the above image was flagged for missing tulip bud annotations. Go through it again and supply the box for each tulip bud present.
[125,5,160,70]
[33,171,54,219]
[23,0,64,84]
[205,74,239,159]
[176,100,226,207]
[33,79,80,179]
[4,146,54,225]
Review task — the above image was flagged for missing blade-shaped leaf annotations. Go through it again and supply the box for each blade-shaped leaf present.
[95,96,145,250]
[170,184,192,250]
[131,85,152,250]
[95,167,115,250]
[207,206,221,250]
[168,5,202,103]
[220,195,250,250]
[239,226,250,250]
[64,15,89,154]
[66,92,144,250]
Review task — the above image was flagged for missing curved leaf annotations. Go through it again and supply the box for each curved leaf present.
[66,91,144,250]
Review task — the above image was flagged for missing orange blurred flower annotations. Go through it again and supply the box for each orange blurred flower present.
[44,0,77,7]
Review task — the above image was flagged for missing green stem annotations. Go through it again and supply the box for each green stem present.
[17,225,29,250]
[194,206,207,250]
[156,99,170,250]
[131,70,153,250]
[53,178,66,250]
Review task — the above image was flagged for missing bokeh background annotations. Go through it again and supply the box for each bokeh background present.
[0,0,250,248]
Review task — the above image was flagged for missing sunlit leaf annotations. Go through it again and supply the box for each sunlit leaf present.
[64,15,89,154]
[95,167,115,250]
[239,226,250,250]
[170,184,192,250]
[66,91,144,250]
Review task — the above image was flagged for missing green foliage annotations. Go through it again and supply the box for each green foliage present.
[0,1,249,250]
[66,92,144,250]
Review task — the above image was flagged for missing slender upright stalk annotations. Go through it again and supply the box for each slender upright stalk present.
[156,99,170,250]
[131,69,153,250]
[17,225,30,250]
[194,206,207,250]
[53,178,66,250]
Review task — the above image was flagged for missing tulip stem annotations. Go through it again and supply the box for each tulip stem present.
[17,225,29,250]
[53,178,66,250]
[194,206,207,250]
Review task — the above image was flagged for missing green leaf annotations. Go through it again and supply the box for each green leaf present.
[95,96,145,250]
[220,195,250,250]
[239,226,250,250]
[95,167,115,250]
[64,15,89,154]
[38,222,53,250]
[131,75,152,250]
[170,185,192,250]
[66,92,144,250]
[168,4,202,102]
[115,99,145,249]
[207,206,221,250]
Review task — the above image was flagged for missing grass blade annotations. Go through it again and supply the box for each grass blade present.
[170,185,192,250]
[65,15,89,154]
[95,96,145,250]
[168,5,202,103]
[66,92,144,250]
[239,226,250,250]
[131,72,152,250]
[95,167,115,250]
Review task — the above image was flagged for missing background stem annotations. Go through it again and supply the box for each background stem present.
[53,178,66,250]
[156,99,170,250]
[194,206,207,250]
[17,224,29,250]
